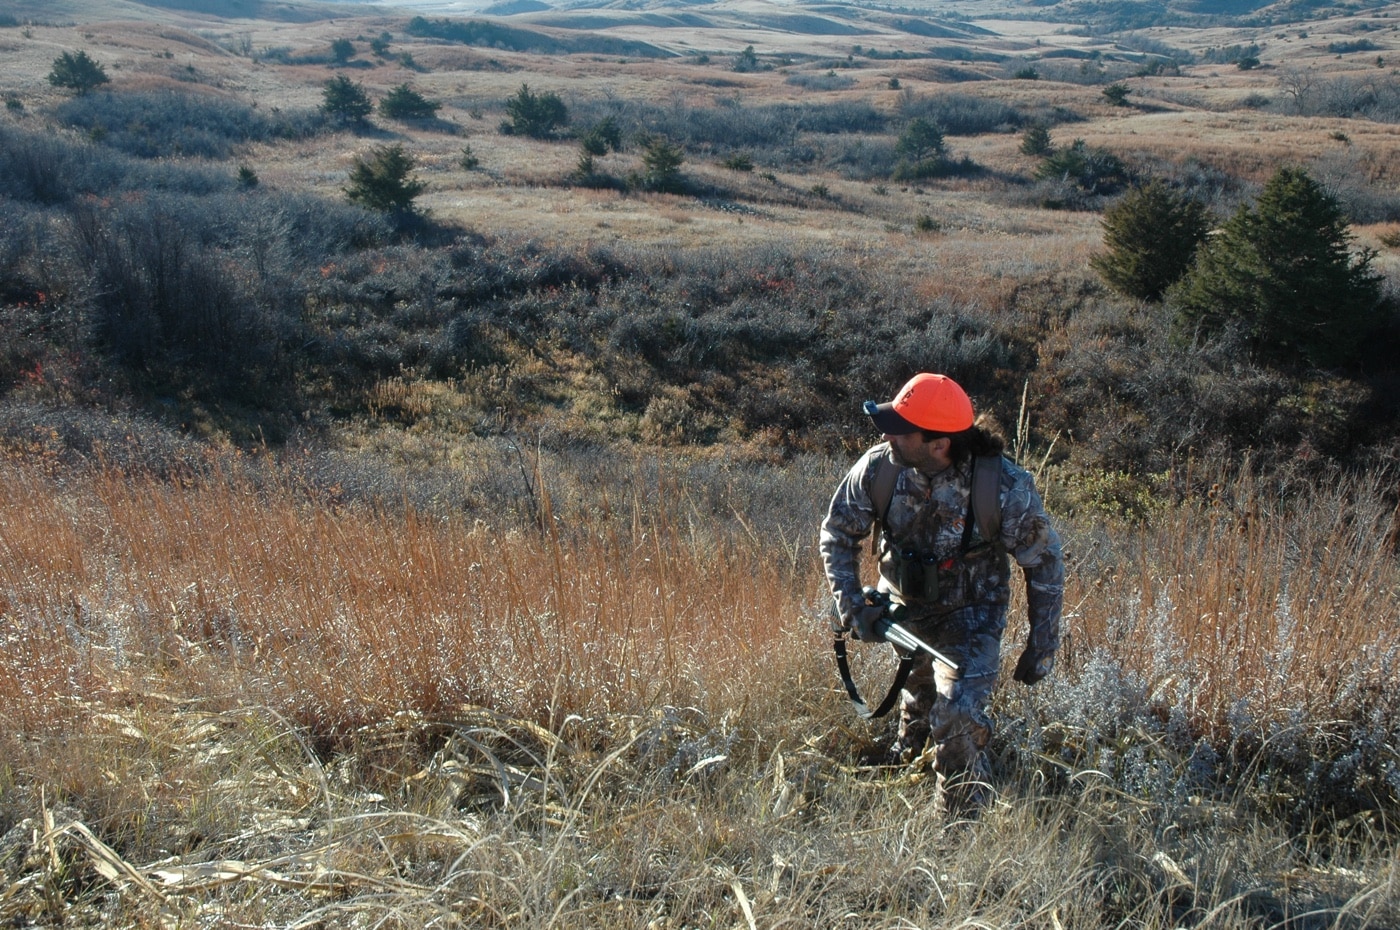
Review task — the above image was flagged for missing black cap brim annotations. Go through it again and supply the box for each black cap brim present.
[863,400,920,435]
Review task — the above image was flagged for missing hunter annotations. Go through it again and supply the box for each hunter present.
[819,372,1064,810]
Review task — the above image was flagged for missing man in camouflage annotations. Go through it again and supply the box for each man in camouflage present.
[820,373,1063,809]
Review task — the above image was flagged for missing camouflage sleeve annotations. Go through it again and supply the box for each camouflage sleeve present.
[1000,467,1064,656]
[819,448,881,623]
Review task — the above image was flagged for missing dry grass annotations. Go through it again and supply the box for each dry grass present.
[0,444,1397,927]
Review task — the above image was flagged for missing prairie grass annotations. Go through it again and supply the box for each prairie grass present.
[0,444,1396,927]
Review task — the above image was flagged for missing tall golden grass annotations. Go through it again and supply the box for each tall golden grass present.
[1,444,1396,926]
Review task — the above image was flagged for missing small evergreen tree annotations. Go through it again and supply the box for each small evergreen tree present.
[345,143,425,215]
[48,50,110,94]
[501,84,567,139]
[640,137,685,192]
[580,117,622,156]
[1170,166,1384,369]
[1102,83,1131,106]
[1091,179,1212,301]
[895,117,945,163]
[378,84,441,120]
[321,75,373,124]
[1019,124,1053,156]
[331,38,355,64]
[733,45,760,73]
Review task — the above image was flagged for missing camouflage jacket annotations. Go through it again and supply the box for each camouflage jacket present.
[819,442,1063,657]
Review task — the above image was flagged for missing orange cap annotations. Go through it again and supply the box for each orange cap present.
[864,373,974,434]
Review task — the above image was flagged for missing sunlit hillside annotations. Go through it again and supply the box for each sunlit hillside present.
[1,0,1398,925]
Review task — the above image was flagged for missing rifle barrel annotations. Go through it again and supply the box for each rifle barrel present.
[884,622,959,671]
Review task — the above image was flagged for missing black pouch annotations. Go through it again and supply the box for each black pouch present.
[893,548,941,602]
[894,547,924,600]
[920,552,941,601]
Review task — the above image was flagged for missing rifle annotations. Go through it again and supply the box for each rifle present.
[832,587,959,720]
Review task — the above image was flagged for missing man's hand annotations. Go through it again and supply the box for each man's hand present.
[846,603,888,643]
[1013,648,1054,685]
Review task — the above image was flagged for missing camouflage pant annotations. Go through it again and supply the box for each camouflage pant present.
[896,604,1007,801]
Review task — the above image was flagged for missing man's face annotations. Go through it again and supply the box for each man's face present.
[884,431,951,472]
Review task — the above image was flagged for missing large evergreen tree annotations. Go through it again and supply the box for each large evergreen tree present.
[1092,179,1212,301]
[1170,167,1383,369]
[48,50,110,95]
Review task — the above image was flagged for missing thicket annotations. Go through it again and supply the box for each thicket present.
[404,14,670,58]
[557,93,1030,180]
[1277,70,1400,122]
[56,89,325,159]
[1,122,1396,473]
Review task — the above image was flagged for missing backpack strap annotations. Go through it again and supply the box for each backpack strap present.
[872,448,1004,553]
[969,454,1003,546]
[869,445,901,556]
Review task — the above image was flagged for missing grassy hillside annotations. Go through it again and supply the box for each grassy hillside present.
[0,0,1399,925]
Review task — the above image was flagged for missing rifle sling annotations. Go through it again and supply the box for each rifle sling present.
[833,636,915,720]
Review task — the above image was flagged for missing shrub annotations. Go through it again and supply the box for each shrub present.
[65,195,290,400]
[459,145,480,170]
[733,45,760,73]
[1091,180,1212,302]
[501,84,567,139]
[1170,167,1385,370]
[378,84,441,121]
[345,144,426,216]
[321,75,373,125]
[1035,139,1129,196]
[784,71,856,91]
[722,152,755,172]
[47,50,109,95]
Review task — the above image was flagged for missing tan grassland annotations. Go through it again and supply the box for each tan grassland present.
[2,0,1400,926]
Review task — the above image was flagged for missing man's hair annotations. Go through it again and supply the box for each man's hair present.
[923,413,1006,466]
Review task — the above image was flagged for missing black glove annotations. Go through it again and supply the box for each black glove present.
[1013,648,1053,685]
[846,603,888,643]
